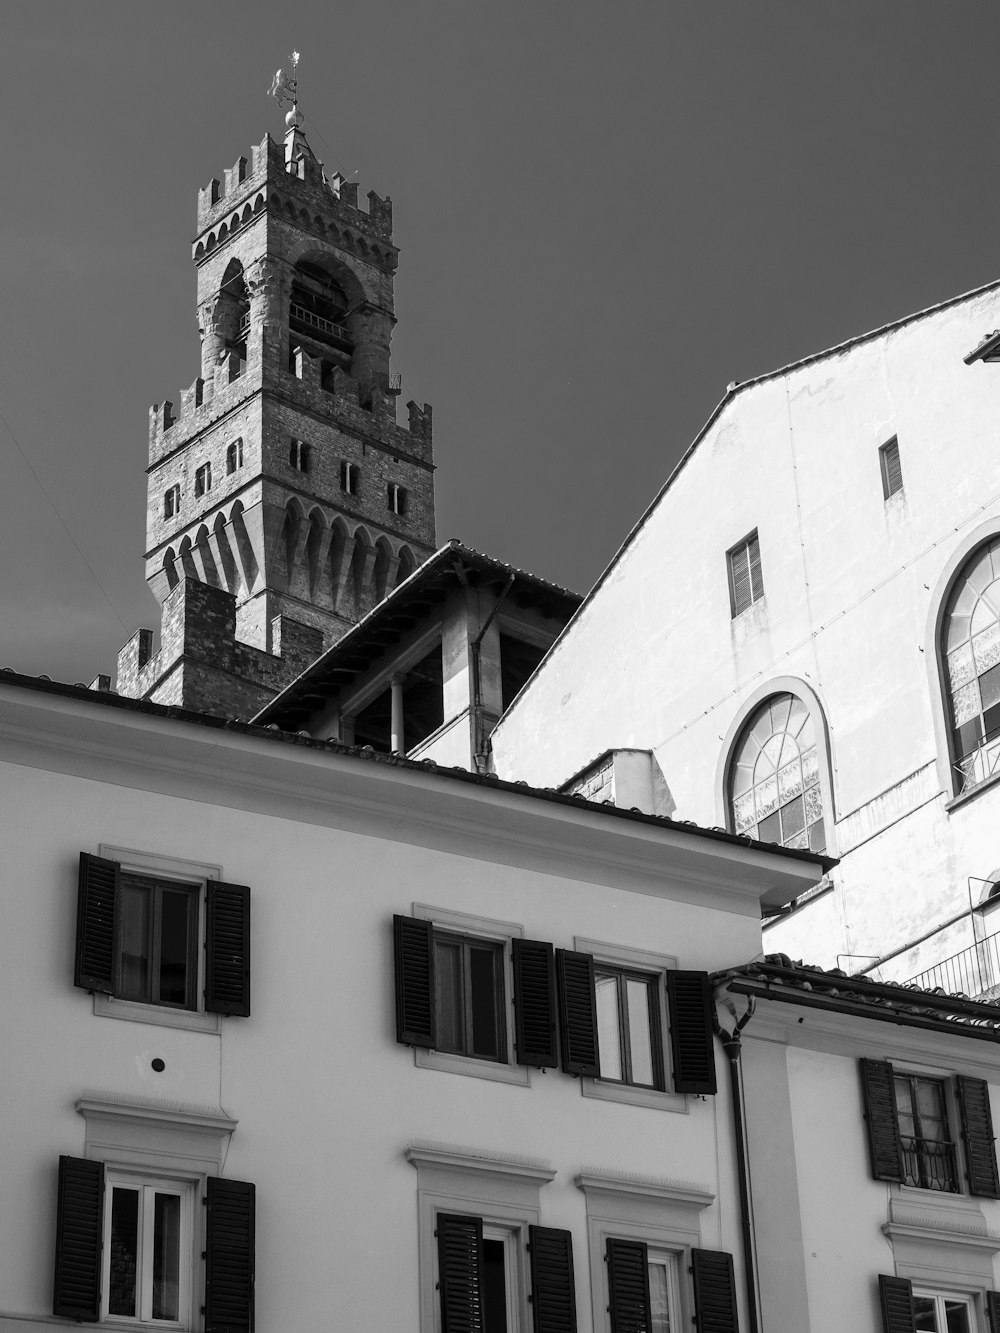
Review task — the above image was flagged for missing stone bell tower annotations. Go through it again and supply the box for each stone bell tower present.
[116,104,436,716]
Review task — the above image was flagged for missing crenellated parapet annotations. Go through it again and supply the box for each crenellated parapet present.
[193,134,397,273]
[148,353,251,465]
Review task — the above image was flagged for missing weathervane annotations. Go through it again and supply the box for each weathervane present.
[268,52,300,108]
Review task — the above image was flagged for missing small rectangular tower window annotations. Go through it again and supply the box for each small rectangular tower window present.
[163,485,181,520]
[289,438,310,472]
[194,463,211,498]
[879,436,903,499]
[226,438,244,475]
[388,482,408,516]
[340,460,359,494]
[727,530,763,617]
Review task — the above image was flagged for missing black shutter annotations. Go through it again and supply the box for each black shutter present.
[205,1178,255,1333]
[513,939,558,1067]
[691,1249,740,1333]
[205,882,251,1016]
[957,1075,1000,1198]
[393,914,435,1047]
[556,950,599,1076]
[666,970,717,1094]
[53,1155,104,1321]
[529,1225,576,1333]
[75,852,118,993]
[606,1238,650,1333]
[986,1290,1000,1333]
[878,1275,915,1333]
[860,1060,905,1182]
[437,1212,484,1333]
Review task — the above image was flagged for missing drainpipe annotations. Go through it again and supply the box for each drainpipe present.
[469,573,515,771]
[714,994,760,1333]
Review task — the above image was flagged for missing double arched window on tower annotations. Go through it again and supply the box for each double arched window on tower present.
[727,693,827,854]
[940,536,1000,795]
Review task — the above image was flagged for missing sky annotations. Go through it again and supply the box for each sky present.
[3,1,1000,685]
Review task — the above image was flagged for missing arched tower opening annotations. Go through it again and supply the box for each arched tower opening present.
[289,258,354,383]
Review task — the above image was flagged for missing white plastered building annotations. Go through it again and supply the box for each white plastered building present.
[492,278,1000,993]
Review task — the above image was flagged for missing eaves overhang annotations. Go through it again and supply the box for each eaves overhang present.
[714,958,1000,1044]
[253,539,583,730]
[0,671,831,910]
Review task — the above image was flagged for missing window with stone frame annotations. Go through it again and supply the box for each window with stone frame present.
[941,537,1000,795]
[163,485,181,520]
[728,693,826,852]
[194,463,211,498]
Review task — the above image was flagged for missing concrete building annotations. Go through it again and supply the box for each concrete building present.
[491,278,1000,995]
[6,669,1000,1332]
[0,668,818,1333]
[116,108,435,716]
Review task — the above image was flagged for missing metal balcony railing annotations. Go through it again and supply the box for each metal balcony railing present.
[906,929,1000,999]
[900,1135,958,1192]
[289,302,352,345]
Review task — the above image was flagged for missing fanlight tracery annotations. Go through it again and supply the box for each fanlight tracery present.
[728,693,826,852]
[942,538,1000,793]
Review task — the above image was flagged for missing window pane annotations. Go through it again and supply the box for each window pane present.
[152,1193,181,1320]
[779,795,805,840]
[626,979,655,1087]
[894,1077,915,1136]
[120,883,151,1002]
[109,1188,139,1317]
[648,1260,671,1333]
[483,1239,507,1333]
[595,974,623,1081]
[434,940,462,1053]
[945,1300,970,1333]
[913,1296,937,1331]
[159,890,191,1006]
[469,946,500,1059]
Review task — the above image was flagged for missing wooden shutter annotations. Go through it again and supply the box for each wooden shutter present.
[747,534,763,602]
[860,1060,905,1182]
[986,1289,1000,1333]
[205,1178,255,1333]
[878,1275,915,1333]
[513,939,558,1067]
[691,1249,740,1333]
[556,950,599,1076]
[880,439,903,499]
[529,1225,576,1333]
[393,914,435,1047]
[729,544,751,615]
[957,1075,1000,1197]
[75,852,119,993]
[53,1155,104,1321]
[666,970,717,1094]
[205,882,251,1016]
[437,1212,484,1333]
[606,1238,650,1333]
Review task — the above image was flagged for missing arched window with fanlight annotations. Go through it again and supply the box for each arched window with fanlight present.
[940,536,1000,794]
[728,692,827,852]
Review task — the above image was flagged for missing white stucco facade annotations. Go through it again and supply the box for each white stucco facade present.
[0,675,819,1333]
[492,278,1000,988]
